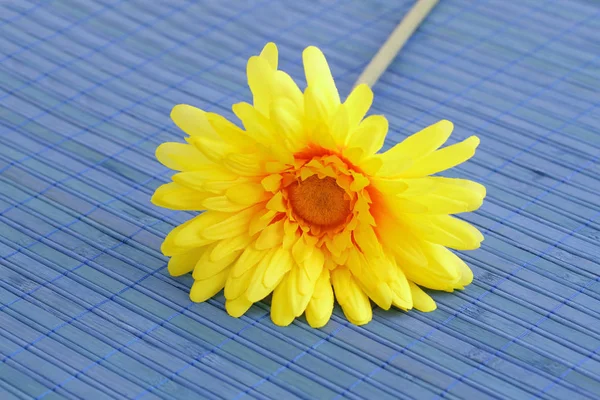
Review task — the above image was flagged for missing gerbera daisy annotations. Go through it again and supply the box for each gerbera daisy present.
[151,43,485,328]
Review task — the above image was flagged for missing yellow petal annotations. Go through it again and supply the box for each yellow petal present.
[402,242,463,291]
[265,160,288,174]
[324,258,338,271]
[390,234,428,268]
[272,70,304,111]
[225,267,253,300]
[226,183,267,205]
[342,149,365,170]
[406,268,454,292]
[201,204,262,240]
[370,177,409,194]
[327,230,351,257]
[282,221,300,250]
[224,152,267,177]
[304,86,336,146]
[303,46,340,111]
[255,219,285,250]
[360,155,383,176]
[187,135,236,162]
[226,247,267,300]
[210,234,253,262]
[155,142,210,171]
[374,156,413,178]
[369,254,397,283]
[291,234,314,265]
[151,183,210,211]
[358,278,393,311]
[371,177,436,198]
[350,172,370,192]
[314,124,339,152]
[404,178,486,214]
[297,247,324,296]
[300,166,316,181]
[423,243,462,282]
[305,268,334,328]
[352,224,383,260]
[230,246,267,279]
[247,56,274,116]
[271,273,295,327]
[412,215,484,250]
[344,83,373,133]
[202,196,254,212]
[249,209,277,236]
[288,266,313,317]
[328,256,345,270]
[205,112,252,148]
[232,102,275,145]
[170,104,218,138]
[245,249,275,302]
[175,211,229,247]
[167,247,205,276]
[190,268,229,302]
[264,248,294,288]
[413,245,474,291]
[161,218,205,256]
[226,296,253,318]
[331,267,372,325]
[373,208,428,267]
[389,263,413,310]
[172,166,239,191]
[193,244,241,280]
[248,208,277,236]
[398,178,438,196]
[345,249,391,310]
[409,281,437,312]
[261,174,282,193]
[458,259,474,287]
[391,197,429,214]
[246,248,292,302]
[434,177,486,198]
[379,120,453,175]
[398,136,480,178]
[259,42,278,70]
[270,97,306,150]
[329,103,349,146]
[346,115,388,156]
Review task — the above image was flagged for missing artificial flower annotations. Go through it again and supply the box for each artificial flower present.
[151,42,485,328]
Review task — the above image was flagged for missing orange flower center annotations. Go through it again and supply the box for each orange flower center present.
[288,175,351,227]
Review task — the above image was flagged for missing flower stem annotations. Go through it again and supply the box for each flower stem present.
[353,0,439,88]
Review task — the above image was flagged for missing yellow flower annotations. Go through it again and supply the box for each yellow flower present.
[151,43,485,328]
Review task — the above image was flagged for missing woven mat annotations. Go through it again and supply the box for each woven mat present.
[1,0,599,399]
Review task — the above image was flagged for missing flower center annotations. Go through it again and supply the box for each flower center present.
[288,175,351,227]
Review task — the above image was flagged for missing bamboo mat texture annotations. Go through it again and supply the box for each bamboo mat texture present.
[1,0,600,399]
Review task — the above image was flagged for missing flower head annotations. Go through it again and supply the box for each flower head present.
[152,43,485,327]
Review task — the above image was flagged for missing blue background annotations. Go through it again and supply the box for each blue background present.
[1,0,599,399]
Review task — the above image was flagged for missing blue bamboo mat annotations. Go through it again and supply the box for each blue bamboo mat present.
[1,0,599,399]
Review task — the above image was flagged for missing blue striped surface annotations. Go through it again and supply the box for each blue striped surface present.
[1,0,599,398]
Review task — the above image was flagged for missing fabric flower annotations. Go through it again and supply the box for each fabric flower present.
[151,43,485,328]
